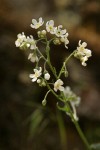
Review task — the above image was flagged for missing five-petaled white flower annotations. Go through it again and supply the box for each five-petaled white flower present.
[54,79,64,92]
[28,53,38,63]
[74,40,92,66]
[15,32,26,47]
[44,73,50,80]
[55,25,66,38]
[29,67,42,82]
[46,20,56,34]
[30,17,44,29]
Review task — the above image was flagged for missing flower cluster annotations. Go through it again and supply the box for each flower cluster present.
[29,67,51,86]
[15,17,92,122]
[46,20,69,48]
[30,17,69,48]
[15,32,37,50]
[74,40,92,66]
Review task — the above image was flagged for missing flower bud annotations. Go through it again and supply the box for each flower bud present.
[44,73,50,80]
[53,38,61,45]
[42,99,47,106]
[37,79,41,83]
[37,30,46,38]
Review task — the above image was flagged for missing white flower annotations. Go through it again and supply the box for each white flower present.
[81,56,88,66]
[30,17,44,29]
[46,20,56,34]
[15,32,26,47]
[26,35,37,50]
[55,25,67,38]
[54,79,64,92]
[28,53,38,63]
[44,73,50,80]
[74,40,92,66]
[29,67,42,82]
[60,33,69,48]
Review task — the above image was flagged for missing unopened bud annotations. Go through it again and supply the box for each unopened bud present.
[53,38,61,45]
[42,99,46,106]
[37,79,41,83]
[44,73,50,80]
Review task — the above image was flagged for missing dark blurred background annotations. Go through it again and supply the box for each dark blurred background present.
[0,0,100,150]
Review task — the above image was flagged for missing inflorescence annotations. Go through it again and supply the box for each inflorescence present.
[15,17,92,121]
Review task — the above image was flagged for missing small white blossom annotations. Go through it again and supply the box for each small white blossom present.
[30,17,44,29]
[15,32,26,47]
[55,25,66,38]
[60,33,69,48]
[28,53,38,63]
[44,73,50,80]
[53,25,69,48]
[29,67,42,82]
[46,20,56,34]
[74,40,92,66]
[54,79,64,92]
[81,56,88,66]
[26,35,37,50]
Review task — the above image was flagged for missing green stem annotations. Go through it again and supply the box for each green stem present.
[46,42,58,78]
[37,41,57,78]
[46,85,91,150]
[37,48,47,62]
[62,93,91,150]
[37,41,91,149]
[46,82,63,102]
[58,51,75,78]
[73,119,91,150]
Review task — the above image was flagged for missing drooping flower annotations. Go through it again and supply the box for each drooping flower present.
[60,33,69,48]
[46,20,56,34]
[28,53,38,63]
[44,73,50,80]
[74,40,92,66]
[64,86,81,121]
[30,17,44,29]
[54,79,64,92]
[29,67,42,82]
